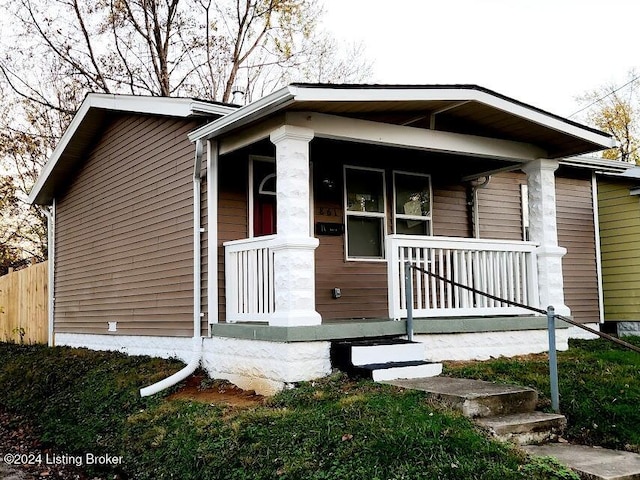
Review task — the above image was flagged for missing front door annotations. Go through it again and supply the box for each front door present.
[252,158,277,236]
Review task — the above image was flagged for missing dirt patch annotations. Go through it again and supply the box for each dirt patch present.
[0,409,108,479]
[168,375,264,408]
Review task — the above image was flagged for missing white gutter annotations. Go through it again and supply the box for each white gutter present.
[140,139,205,397]
[560,155,630,174]
[44,200,55,347]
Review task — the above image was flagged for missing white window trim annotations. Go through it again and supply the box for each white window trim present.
[248,155,275,238]
[343,165,387,262]
[392,170,433,236]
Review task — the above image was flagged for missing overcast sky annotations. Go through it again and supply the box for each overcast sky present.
[321,0,640,120]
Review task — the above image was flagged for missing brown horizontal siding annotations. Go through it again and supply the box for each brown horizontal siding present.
[315,213,389,320]
[432,184,470,238]
[55,114,200,336]
[217,157,249,322]
[477,171,526,241]
[556,175,599,324]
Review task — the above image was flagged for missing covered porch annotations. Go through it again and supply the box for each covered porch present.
[186,83,614,393]
[188,84,614,334]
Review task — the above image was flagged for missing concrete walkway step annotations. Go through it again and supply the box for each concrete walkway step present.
[477,411,567,445]
[523,444,640,480]
[384,376,538,418]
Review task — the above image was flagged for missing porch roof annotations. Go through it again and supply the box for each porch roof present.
[189,83,615,160]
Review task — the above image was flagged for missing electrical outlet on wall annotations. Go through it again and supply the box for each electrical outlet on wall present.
[108,322,117,332]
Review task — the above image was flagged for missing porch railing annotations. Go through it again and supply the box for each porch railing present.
[224,235,278,323]
[387,235,539,319]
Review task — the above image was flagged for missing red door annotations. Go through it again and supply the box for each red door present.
[254,195,276,236]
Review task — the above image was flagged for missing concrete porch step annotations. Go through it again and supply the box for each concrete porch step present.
[523,444,640,480]
[331,338,426,368]
[354,360,443,382]
[477,411,567,445]
[331,338,442,382]
[384,377,538,418]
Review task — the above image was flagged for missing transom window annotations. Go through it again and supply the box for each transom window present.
[344,166,386,259]
[393,171,432,236]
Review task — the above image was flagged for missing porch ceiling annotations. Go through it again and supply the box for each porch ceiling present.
[286,100,600,158]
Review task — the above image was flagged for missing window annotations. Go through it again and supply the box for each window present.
[344,166,386,259]
[393,171,432,235]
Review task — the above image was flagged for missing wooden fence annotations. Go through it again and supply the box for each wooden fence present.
[0,262,48,344]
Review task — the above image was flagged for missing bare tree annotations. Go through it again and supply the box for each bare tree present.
[1,0,355,104]
[0,95,50,270]
[0,0,374,266]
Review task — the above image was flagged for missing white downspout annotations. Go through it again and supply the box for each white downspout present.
[140,139,205,397]
[470,176,491,239]
[44,200,55,347]
[208,140,219,326]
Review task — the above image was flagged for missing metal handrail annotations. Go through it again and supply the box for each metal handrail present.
[404,261,640,412]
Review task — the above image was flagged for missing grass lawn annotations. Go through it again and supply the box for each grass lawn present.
[444,337,640,453]
[0,342,579,480]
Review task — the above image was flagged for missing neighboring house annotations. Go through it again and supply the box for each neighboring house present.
[596,165,640,336]
[30,84,618,394]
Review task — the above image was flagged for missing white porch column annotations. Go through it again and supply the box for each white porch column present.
[269,125,321,326]
[522,159,570,316]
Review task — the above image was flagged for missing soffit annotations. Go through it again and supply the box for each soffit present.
[285,99,605,158]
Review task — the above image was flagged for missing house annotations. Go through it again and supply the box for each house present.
[29,84,618,395]
[596,165,640,336]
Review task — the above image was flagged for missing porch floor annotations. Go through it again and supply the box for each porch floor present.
[209,315,569,342]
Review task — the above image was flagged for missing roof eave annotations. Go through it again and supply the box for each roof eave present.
[29,94,234,205]
[188,84,615,154]
[188,85,297,142]
[561,155,635,174]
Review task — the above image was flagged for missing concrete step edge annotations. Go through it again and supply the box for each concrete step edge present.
[371,363,443,382]
[351,342,425,366]
[477,412,567,435]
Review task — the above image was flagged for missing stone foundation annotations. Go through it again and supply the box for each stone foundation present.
[414,330,566,362]
[55,333,331,395]
[55,324,603,395]
[201,337,331,395]
[618,321,640,337]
